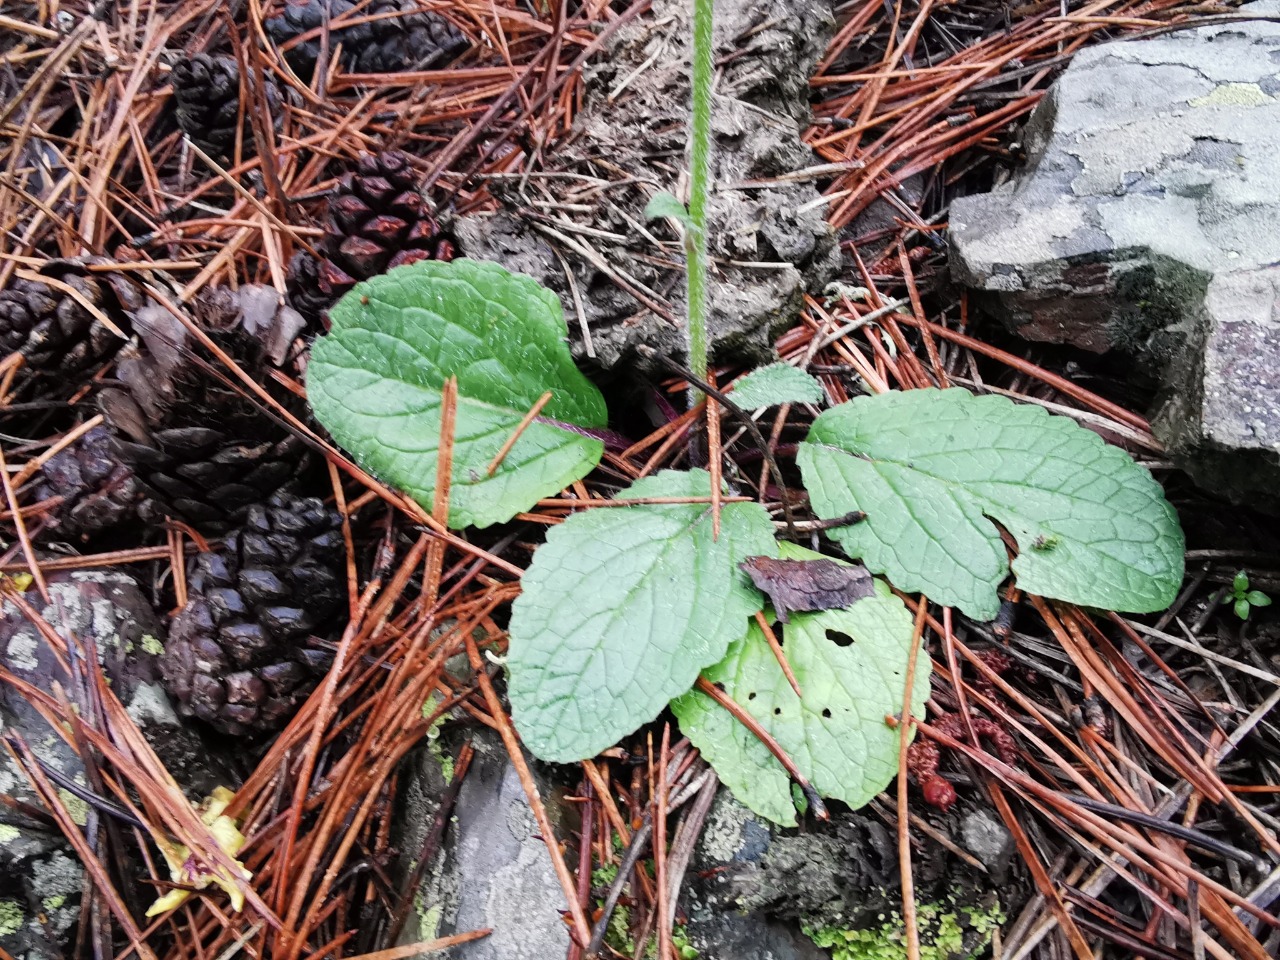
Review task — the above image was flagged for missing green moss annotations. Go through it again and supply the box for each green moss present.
[42,895,66,913]
[140,634,164,656]
[963,900,1006,940]
[0,824,20,844]
[670,924,699,959]
[803,897,1005,960]
[422,695,455,781]
[0,899,22,937]
[604,901,632,955]
[590,866,697,959]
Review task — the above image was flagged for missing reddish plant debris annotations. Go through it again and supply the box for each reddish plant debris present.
[908,712,1019,812]
[739,555,876,623]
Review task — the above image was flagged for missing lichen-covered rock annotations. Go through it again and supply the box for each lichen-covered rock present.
[1153,266,1280,506]
[392,730,573,959]
[456,0,840,372]
[948,2,1280,505]
[0,571,225,959]
[950,3,1280,354]
[687,792,1015,960]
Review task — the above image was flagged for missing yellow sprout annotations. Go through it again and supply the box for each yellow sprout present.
[145,787,252,917]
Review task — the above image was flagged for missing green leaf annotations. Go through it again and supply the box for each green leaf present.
[307,259,608,529]
[797,388,1184,620]
[672,558,927,826]
[1247,590,1272,608]
[730,363,825,409]
[1235,598,1252,620]
[644,191,694,229]
[1234,570,1250,596]
[507,469,777,762]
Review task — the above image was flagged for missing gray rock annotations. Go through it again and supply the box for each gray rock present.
[1153,266,1280,503]
[959,809,1015,885]
[0,571,220,960]
[948,3,1280,503]
[456,0,840,373]
[394,732,572,959]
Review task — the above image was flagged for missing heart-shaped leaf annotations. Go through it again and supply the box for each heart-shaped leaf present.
[307,259,608,529]
[507,469,777,763]
[798,388,1184,620]
[673,543,926,825]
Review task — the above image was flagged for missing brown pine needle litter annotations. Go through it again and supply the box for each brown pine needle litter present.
[2,1,1280,959]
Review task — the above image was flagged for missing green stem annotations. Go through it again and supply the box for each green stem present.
[686,0,714,381]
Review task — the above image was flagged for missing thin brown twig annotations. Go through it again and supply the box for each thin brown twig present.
[896,596,928,960]
[463,632,593,947]
[755,611,802,698]
[694,676,827,819]
[487,390,553,475]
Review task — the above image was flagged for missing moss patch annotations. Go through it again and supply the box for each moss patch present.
[0,900,23,938]
[803,896,1005,960]
[140,634,165,656]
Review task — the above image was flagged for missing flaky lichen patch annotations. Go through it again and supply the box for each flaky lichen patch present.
[58,787,90,827]
[1189,83,1273,108]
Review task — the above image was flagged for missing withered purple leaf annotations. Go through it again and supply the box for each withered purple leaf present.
[739,556,876,623]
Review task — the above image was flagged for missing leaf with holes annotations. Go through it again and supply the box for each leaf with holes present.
[507,469,777,762]
[798,388,1184,620]
[307,259,608,529]
[730,363,824,409]
[672,544,925,825]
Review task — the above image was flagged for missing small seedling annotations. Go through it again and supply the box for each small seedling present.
[1224,570,1271,620]
[304,0,1187,827]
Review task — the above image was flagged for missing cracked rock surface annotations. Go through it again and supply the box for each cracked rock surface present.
[455,0,840,373]
[949,2,1280,504]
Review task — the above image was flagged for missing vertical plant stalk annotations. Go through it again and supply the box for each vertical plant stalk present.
[686,0,714,381]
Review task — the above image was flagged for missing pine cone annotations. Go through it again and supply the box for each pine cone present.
[317,149,453,298]
[0,259,139,396]
[265,0,467,78]
[160,492,345,735]
[33,425,140,541]
[170,54,281,159]
[98,286,314,533]
[284,250,331,325]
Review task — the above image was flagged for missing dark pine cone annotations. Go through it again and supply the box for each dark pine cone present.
[170,54,281,159]
[0,258,140,399]
[160,492,345,735]
[317,149,453,299]
[284,250,332,325]
[33,425,140,541]
[265,0,468,78]
[98,286,314,533]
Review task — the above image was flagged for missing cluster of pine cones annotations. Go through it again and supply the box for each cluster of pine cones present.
[0,0,468,739]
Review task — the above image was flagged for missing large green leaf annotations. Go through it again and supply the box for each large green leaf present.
[307,259,608,529]
[797,388,1184,620]
[507,469,777,763]
[673,543,926,826]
